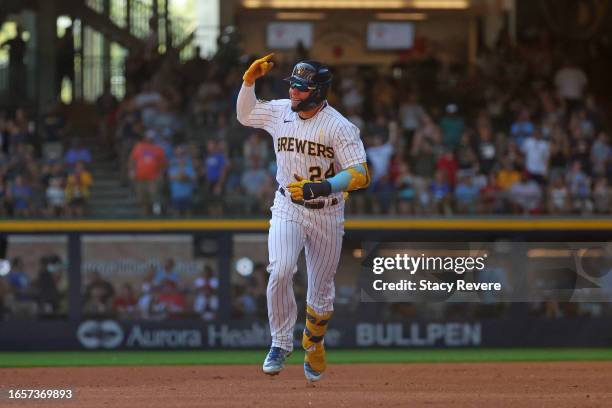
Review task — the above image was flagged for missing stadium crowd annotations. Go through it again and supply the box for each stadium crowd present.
[112,28,610,216]
[0,255,221,320]
[0,105,93,217]
[2,251,610,321]
[0,27,610,217]
[81,260,221,321]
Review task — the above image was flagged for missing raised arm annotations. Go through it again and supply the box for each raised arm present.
[236,53,275,126]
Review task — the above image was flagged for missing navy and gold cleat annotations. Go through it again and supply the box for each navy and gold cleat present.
[262,347,291,375]
[304,361,323,382]
[302,305,332,382]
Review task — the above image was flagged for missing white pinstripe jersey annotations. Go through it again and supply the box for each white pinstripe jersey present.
[241,98,367,201]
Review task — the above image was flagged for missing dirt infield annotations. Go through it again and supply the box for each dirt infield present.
[1,362,611,407]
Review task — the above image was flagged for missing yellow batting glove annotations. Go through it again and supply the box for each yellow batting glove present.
[243,53,275,86]
[287,174,332,201]
[287,174,308,201]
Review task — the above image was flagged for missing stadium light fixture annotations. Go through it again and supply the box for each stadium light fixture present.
[376,12,427,20]
[276,12,327,20]
[243,0,469,9]
[236,257,255,277]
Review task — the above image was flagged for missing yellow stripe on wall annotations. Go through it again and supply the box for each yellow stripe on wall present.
[0,218,611,232]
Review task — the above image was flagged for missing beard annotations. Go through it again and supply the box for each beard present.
[291,99,305,112]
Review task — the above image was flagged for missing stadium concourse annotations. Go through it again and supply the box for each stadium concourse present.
[0,28,610,218]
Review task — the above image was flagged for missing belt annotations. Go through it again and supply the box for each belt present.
[279,187,338,209]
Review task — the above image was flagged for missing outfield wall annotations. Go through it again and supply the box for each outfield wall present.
[1,318,612,350]
[0,218,611,350]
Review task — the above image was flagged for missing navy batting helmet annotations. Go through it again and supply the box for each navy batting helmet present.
[284,60,332,112]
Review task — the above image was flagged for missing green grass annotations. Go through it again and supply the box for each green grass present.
[1,349,612,368]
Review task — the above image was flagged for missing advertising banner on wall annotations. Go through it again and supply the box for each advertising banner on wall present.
[1,319,612,351]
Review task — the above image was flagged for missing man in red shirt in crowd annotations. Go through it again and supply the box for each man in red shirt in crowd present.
[436,149,458,188]
[129,130,167,215]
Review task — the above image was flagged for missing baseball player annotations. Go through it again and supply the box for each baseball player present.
[236,54,369,382]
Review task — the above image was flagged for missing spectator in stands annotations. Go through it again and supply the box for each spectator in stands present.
[398,93,427,143]
[438,103,465,150]
[241,156,273,212]
[64,139,92,171]
[522,129,550,184]
[45,175,66,217]
[83,270,115,316]
[7,175,33,217]
[168,153,197,216]
[510,108,535,148]
[196,265,219,292]
[193,69,223,126]
[7,258,32,305]
[455,131,478,177]
[153,258,179,287]
[509,172,542,214]
[436,149,458,188]
[41,160,66,190]
[95,81,119,155]
[547,176,571,214]
[548,137,569,183]
[592,177,611,214]
[5,119,29,153]
[113,283,138,319]
[410,132,437,183]
[430,169,451,214]
[590,132,609,178]
[454,173,480,214]
[476,123,497,175]
[129,130,167,216]
[480,173,503,213]
[137,281,154,319]
[193,281,218,321]
[243,132,269,168]
[570,108,596,140]
[56,25,75,97]
[168,145,196,217]
[116,97,143,184]
[566,161,592,213]
[366,128,396,212]
[40,101,67,161]
[233,285,257,319]
[135,81,162,129]
[505,138,525,169]
[340,74,364,114]
[202,139,229,215]
[156,280,187,318]
[395,161,416,214]
[570,138,591,176]
[554,59,588,114]
[150,96,182,141]
[34,255,62,316]
[345,107,365,132]
[65,161,93,217]
[497,158,521,192]
[0,25,27,100]
[14,108,34,141]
